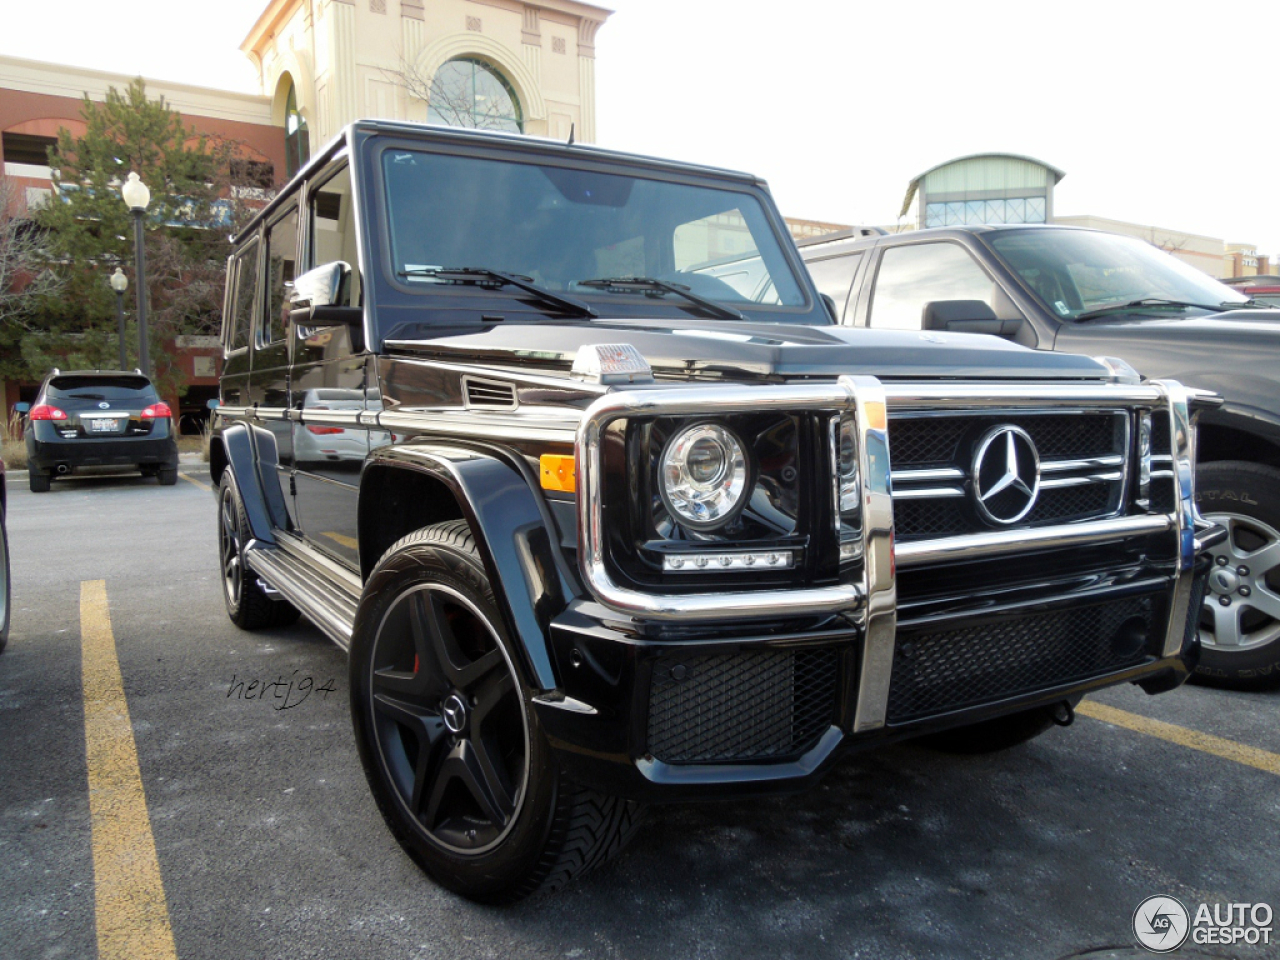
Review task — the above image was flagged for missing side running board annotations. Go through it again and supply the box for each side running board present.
[243,540,361,650]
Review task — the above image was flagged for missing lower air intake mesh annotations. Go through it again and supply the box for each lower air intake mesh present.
[887,595,1160,723]
[647,648,838,763]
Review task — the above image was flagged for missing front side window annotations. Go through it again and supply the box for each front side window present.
[427,59,523,133]
[263,204,299,344]
[379,148,808,316]
[869,243,996,330]
[309,164,361,307]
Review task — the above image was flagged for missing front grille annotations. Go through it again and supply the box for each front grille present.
[891,413,1118,469]
[646,648,838,763]
[890,410,1128,541]
[895,482,1117,540]
[886,594,1160,722]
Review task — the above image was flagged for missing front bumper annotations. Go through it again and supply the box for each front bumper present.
[536,546,1210,803]
[536,375,1216,802]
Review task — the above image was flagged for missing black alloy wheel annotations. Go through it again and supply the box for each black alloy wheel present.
[350,521,642,903]
[216,471,299,630]
[368,581,528,854]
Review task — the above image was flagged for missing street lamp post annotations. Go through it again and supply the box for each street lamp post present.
[121,172,151,377]
[109,267,128,369]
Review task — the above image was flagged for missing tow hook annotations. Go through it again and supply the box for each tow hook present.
[1051,700,1075,727]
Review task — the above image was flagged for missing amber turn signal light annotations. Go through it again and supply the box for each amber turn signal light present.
[539,454,576,492]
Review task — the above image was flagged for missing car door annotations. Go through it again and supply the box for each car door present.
[289,159,367,569]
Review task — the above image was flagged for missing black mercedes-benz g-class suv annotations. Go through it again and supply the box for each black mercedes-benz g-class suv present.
[212,122,1217,903]
[799,225,1280,688]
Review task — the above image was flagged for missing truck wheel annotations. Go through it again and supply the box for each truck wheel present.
[29,471,50,493]
[349,520,642,903]
[217,471,300,630]
[916,705,1059,754]
[157,466,178,486]
[1194,461,1280,689]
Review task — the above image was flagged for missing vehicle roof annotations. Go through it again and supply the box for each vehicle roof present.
[234,120,772,243]
[798,222,1101,257]
[43,369,152,381]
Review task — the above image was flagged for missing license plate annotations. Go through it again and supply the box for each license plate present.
[89,418,121,433]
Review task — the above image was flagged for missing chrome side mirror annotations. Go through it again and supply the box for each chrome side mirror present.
[290,261,351,308]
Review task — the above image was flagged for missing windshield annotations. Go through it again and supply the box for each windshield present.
[379,148,808,315]
[988,229,1251,320]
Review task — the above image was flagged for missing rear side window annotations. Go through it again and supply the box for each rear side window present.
[228,240,260,352]
[45,376,157,409]
[806,252,862,320]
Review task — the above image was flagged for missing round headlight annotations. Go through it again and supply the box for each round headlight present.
[659,422,749,530]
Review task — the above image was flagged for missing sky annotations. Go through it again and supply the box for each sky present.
[2,0,1277,256]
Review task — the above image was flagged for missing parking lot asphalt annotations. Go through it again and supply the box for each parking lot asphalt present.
[1,469,1276,960]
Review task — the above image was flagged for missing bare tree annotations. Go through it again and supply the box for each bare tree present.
[386,55,520,130]
[0,176,63,325]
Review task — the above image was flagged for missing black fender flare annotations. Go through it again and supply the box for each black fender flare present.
[360,445,573,693]
[215,422,289,544]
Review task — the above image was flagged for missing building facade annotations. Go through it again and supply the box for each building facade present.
[241,0,612,179]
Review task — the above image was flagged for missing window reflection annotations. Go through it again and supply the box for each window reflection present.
[427,59,523,133]
[869,243,996,330]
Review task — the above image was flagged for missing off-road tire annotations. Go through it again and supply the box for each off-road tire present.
[157,466,178,486]
[350,520,643,903]
[1193,460,1280,689]
[28,471,50,493]
[217,471,300,630]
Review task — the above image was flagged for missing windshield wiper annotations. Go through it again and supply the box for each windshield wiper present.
[1074,298,1225,321]
[577,276,747,322]
[397,266,597,319]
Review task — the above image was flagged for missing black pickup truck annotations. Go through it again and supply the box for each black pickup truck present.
[801,225,1280,688]
[212,122,1215,902]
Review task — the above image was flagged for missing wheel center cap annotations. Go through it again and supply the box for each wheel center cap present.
[1210,568,1240,594]
[442,693,469,734]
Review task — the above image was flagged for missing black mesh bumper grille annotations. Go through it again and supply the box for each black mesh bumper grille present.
[887,594,1163,723]
[895,482,1115,540]
[647,648,838,763]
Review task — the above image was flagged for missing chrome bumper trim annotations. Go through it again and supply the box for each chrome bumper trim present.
[1155,380,1202,657]
[895,514,1175,567]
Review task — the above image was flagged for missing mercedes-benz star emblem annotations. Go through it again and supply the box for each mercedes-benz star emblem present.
[972,425,1041,525]
[442,693,469,734]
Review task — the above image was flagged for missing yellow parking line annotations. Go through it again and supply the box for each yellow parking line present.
[180,472,210,492]
[81,580,178,960]
[321,531,359,550]
[1078,700,1280,777]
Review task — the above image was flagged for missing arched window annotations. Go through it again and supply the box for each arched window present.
[284,81,310,179]
[427,58,523,133]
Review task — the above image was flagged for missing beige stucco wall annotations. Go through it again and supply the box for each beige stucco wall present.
[243,0,610,152]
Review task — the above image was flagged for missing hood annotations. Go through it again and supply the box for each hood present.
[384,317,1111,382]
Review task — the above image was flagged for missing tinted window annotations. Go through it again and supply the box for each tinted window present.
[229,240,259,351]
[46,376,157,408]
[380,149,807,311]
[806,253,862,320]
[310,165,361,307]
[263,204,299,344]
[869,243,996,330]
